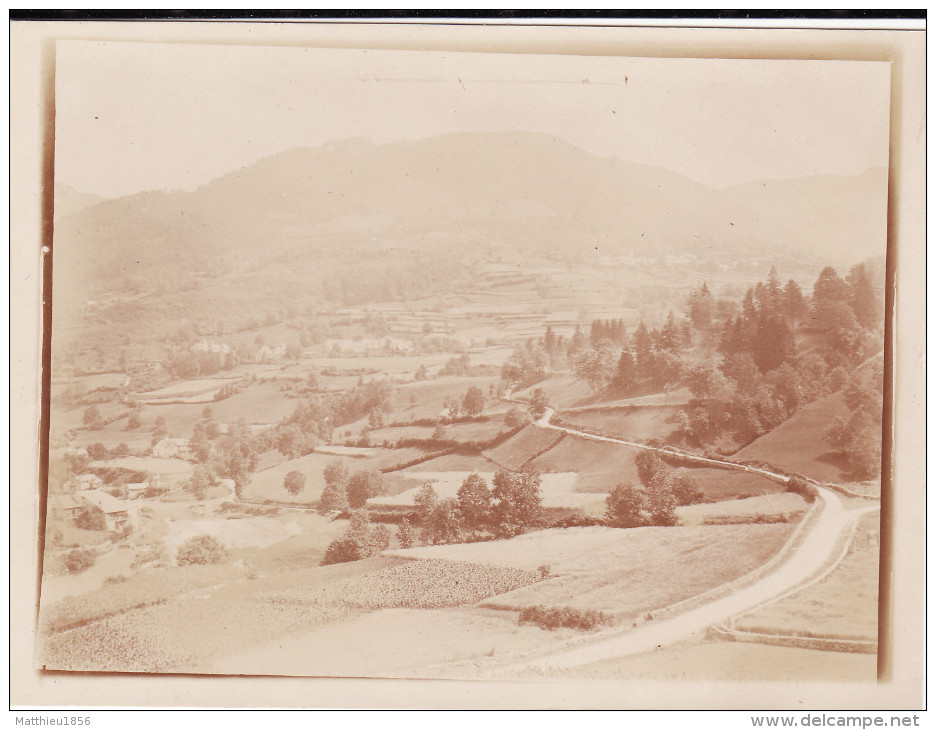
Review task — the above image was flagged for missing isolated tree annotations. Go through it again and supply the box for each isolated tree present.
[645,479,679,527]
[126,410,142,430]
[321,511,374,565]
[456,473,492,530]
[635,450,667,488]
[414,483,439,523]
[318,479,349,514]
[346,470,385,509]
[283,470,307,496]
[491,469,542,536]
[605,482,646,528]
[370,524,392,553]
[574,345,616,392]
[397,517,415,549]
[65,548,96,574]
[189,421,211,463]
[187,464,210,500]
[83,405,104,430]
[668,472,704,506]
[177,534,228,566]
[529,388,550,419]
[86,442,110,461]
[426,499,464,544]
[461,386,486,417]
[323,459,349,489]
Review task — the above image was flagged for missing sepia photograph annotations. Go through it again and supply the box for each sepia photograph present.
[10,16,926,711]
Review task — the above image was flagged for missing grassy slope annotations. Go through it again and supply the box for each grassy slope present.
[389,376,501,421]
[391,523,794,622]
[513,375,595,409]
[483,424,564,471]
[559,405,681,443]
[674,466,786,501]
[529,434,642,493]
[733,392,852,484]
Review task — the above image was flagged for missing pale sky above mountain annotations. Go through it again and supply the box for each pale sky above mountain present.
[55,40,891,199]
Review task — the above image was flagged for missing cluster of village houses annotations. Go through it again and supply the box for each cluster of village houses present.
[49,436,193,535]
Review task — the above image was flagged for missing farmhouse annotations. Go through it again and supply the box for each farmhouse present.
[256,344,287,362]
[152,437,191,459]
[75,489,134,531]
[49,494,83,522]
[190,339,231,355]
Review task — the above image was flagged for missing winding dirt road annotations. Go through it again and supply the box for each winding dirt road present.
[488,403,881,673]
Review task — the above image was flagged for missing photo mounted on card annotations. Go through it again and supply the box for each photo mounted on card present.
[31,27,903,699]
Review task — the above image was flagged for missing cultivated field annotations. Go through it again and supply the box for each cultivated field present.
[388,523,796,623]
[483,425,565,471]
[528,435,644,493]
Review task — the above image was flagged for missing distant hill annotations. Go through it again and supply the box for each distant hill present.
[53,182,107,221]
[53,132,887,282]
[50,131,889,340]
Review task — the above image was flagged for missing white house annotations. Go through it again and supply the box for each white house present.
[152,437,191,459]
[70,473,103,491]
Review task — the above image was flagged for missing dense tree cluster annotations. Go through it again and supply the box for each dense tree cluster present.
[501,341,548,390]
[316,461,387,512]
[322,510,391,565]
[605,451,702,528]
[571,314,687,396]
[407,470,544,545]
[677,263,883,449]
[824,361,885,480]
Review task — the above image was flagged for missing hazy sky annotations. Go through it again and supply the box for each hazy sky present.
[55,40,891,199]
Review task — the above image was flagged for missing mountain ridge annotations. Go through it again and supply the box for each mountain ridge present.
[53,131,887,292]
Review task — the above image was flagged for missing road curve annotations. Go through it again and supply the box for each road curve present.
[486,402,880,673]
[515,491,876,672]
